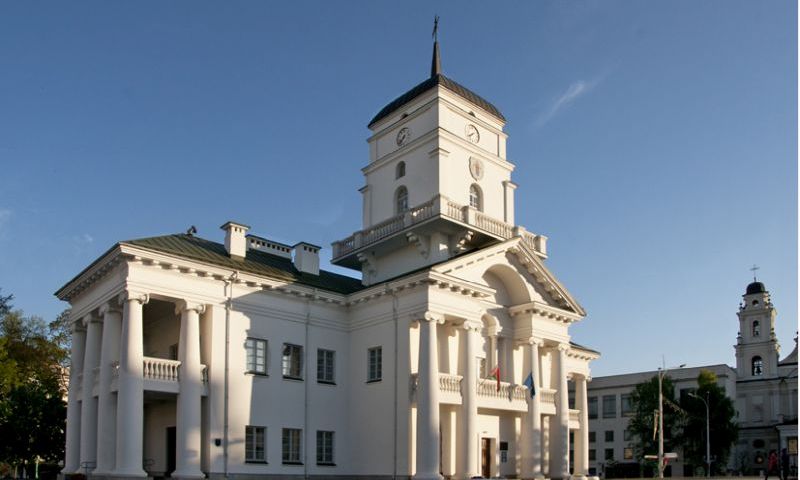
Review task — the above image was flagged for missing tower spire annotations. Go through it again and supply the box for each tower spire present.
[431,15,441,77]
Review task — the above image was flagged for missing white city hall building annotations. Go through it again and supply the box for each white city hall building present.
[57,41,599,480]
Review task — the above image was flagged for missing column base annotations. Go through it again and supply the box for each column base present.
[571,475,588,480]
[109,468,148,479]
[413,474,443,480]
[172,469,205,480]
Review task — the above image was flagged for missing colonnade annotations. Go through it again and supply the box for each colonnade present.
[62,291,206,480]
[413,313,590,480]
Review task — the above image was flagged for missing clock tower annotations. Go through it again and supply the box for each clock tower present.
[735,278,781,379]
[331,36,547,285]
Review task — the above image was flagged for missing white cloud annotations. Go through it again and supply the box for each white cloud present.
[535,79,599,127]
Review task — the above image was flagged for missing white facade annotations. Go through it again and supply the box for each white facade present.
[58,42,597,480]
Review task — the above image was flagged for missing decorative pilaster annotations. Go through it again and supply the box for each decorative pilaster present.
[114,291,148,478]
[78,312,102,472]
[521,338,544,480]
[573,374,590,480]
[62,319,86,474]
[94,302,123,475]
[415,312,444,480]
[173,301,206,480]
[457,321,481,479]
[553,344,570,480]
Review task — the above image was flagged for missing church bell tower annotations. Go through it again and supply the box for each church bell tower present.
[735,277,781,379]
[331,31,547,285]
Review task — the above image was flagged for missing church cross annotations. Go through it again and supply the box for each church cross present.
[750,264,760,281]
[432,15,439,42]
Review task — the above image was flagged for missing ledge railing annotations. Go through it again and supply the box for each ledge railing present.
[332,194,547,259]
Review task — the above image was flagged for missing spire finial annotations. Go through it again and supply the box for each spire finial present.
[750,264,760,282]
[431,15,441,77]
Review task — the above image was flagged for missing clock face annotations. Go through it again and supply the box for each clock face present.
[396,127,411,146]
[469,157,484,180]
[466,124,480,143]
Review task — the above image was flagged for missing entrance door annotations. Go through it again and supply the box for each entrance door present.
[166,426,176,477]
[481,438,491,478]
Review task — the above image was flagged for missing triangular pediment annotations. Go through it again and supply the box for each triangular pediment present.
[431,237,585,317]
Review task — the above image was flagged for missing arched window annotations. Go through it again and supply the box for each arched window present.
[469,184,482,211]
[752,356,763,376]
[753,320,760,337]
[395,186,408,214]
[396,161,405,179]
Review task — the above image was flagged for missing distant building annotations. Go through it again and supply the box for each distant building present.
[57,37,599,480]
[584,281,798,477]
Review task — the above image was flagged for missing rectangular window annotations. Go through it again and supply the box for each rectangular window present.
[605,430,614,442]
[588,396,598,419]
[246,338,267,375]
[282,428,302,464]
[282,344,303,379]
[588,431,596,444]
[605,448,614,461]
[624,429,632,442]
[245,426,266,463]
[316,431,334,465]
[624,447,634,460]
[621,393,633,416]
[368,346,382,382]
[317,349,335,384]
[602,394,616,418]
[589,449,596,461]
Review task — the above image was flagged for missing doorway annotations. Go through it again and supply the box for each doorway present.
[481,438,491,478]
[166,426,176,477]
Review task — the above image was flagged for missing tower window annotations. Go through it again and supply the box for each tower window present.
[395,186,408,214]
[752,356,763,376]
[396,161,405,179]
[752,320,760,337]
[469,184,482,211]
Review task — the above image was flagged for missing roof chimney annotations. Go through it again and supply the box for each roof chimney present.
[220,221,250,258]
[293,242,320,276]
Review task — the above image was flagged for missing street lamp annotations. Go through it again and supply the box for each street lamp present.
[657,364,685,480]
[689,391,711,477]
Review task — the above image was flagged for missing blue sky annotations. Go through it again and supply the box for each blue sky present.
[0,1,796,376]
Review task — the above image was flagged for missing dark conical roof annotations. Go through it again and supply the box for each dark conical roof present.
[746,281,766,295]
[368,40,505,128]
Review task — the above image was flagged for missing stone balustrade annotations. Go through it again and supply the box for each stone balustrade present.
[332,194,547,259]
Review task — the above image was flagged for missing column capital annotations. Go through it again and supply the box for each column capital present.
[119,291,150,306]
[518,336,544,347]
[456,320,482,332]
[556,342,570,353]
[413,311,444,325]
[83,311,102,326]
[71,319,86,334]
[175,300,206,315]
[99,300,122,317]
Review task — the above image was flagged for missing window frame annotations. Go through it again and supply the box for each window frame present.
[282,343,304,380]
[588,396,598,419]
[752,356,764,376]
[395,186,409,214]
[245,338,268,376]
[282,428,303,465]
[469,184,482,211]
[753,320,760,337]
[605,448,614,461]
[316,430,335,466]
[621,393,633,416]
[367,346,383,383]
[395,161,406,179]
[602,394,617,419]
[605,430,614,442]
[245,425,267,463]
[317,348,335,384]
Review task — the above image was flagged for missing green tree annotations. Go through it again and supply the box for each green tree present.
[679,370,738,475]
[626,375,686,465]
[0,302,70,468]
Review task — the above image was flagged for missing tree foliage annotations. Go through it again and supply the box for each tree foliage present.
[679,370,738,475]
[626,375,685,461]
[0,292,70,467]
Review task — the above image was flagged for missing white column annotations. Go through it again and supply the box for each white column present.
[521,339,544,479]
[458,322,480,479]
[573,374,589,479]
[63,320,86,474]
[503,180,517,224]
[553,344,570,480]
[114,292,148,478]
[173,301,206,479]
[415,312,443,480]
[95,302,122,475]
[79,313,102,472]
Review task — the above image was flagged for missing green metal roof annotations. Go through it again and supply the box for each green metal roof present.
[124,234,364,295]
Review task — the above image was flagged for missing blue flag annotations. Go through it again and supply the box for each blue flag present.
[523,372,536,398]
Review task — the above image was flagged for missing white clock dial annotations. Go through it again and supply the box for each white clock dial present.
[396,127,411,146]
[466,124,480,143]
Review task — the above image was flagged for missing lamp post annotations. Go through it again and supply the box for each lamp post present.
[657,364,685,480]
[689,391,711,477]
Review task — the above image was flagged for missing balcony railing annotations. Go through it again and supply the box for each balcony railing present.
[539,388,557,406]
[332,194,547,260]
[144,357,181,382]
